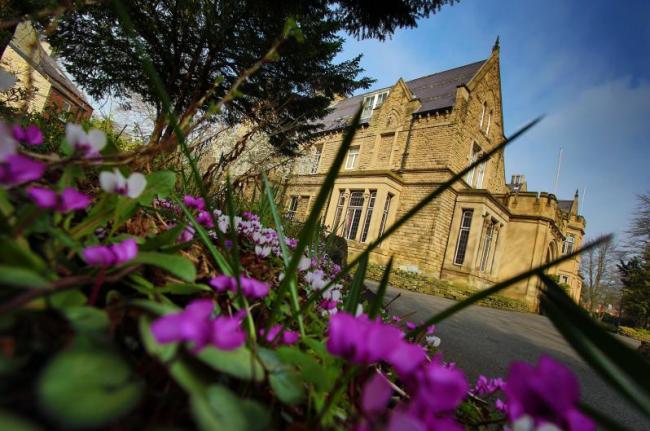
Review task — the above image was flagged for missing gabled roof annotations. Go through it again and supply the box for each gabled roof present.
[317,59,486,132]
[7,40,91,107]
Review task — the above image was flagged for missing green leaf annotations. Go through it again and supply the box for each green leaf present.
[49,290,87,309]
[38,348,143,428]
[0,236,48,274]
[61,306,109,333]
[258,348,305,405]
[0,266,49,289]
[157,283,211,295]
[139,315,178,362]
[275,346,337,393]
[368,257,393,319]
[343,253,368,313]
[137,171,176,205]
[113,196,139,230]
[0,410,43,431]
[193,385,270,431]
[141,223,186,251]
[130,298,180,315]
[196,346,264,382]
[133,251,196,282]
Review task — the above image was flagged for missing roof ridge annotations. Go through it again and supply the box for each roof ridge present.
[404,59,487,85]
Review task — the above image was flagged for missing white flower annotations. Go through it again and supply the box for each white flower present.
[218,215,229,233]
[298,255,311,271]
[255,245,271,258]
[426,335,441,347]
[99,168,147,198]
[66,123,106,157]
[355,303,364,316]
[0,122,17,162]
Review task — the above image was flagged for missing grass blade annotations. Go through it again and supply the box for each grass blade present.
[343,253,368,314]
[262,175,304,336]
[367,257,393,319]
[406,235,612,338]
[538,273,650,419]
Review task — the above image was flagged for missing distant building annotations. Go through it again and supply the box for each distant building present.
[285,41,585,311]
[0,22,92,120]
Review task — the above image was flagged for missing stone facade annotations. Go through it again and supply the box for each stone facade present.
[284,43,586,311]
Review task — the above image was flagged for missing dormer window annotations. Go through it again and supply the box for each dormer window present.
[361,91,389,120]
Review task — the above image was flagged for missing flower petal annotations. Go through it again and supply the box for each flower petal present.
[361,372,393,414]
[26,186,57,209]
[87,129,107,152]
[59,188,92,212]
[126,172,147,198]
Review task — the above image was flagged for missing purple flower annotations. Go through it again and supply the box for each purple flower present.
[27,186,91,213]
[387,340,426,377]
[178,225,195,242]
[82,238,138,266]
[13,124,43,146]
[504,356,595,431]
[473,375,505,396]
[208,274,269,300]
[0,154,46,186]
[183,195,205,211]
[259,324,300,345]
[196,210,214,228]
[326,312,404,365]
[362,372,393,414]
[406,321,417,330]
[212,315,246,350]
[410,360,469,414]
[151,299,214,352]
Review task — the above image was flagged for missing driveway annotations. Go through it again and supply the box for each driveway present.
[365,281,648,431]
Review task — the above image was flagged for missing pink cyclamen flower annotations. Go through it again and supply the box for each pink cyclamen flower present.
[406,321,417,330]
[362,372,393,415]
[82,238,138,266]
[504,356,595,431]
[178,225,195,242]
[99,168,147,199]
[259,324,300,345]
[151,299,215,352]
[473,375,505,396]
[208,274,269,300]
[212,315,246,350]
[183,195,205,211]
[65,123,106,157]
[12,124,43,146]
[196,210,214,228]
[27,186,91,213]
[0,154,46,186]
[410,360,469,415]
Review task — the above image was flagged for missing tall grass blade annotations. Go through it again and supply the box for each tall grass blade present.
[406,236,611,338]
[343,253,368,313]
[367,257,393,319]
[538,273,650,419]
[262,175,304,336]
[267,108,362,326]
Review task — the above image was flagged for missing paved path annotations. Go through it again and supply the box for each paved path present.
[365,282,648,431]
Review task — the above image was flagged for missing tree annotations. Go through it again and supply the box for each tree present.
[580,239,617,318]
[47,0,455,155]
[625,192,650,254]
[618,245,650,328]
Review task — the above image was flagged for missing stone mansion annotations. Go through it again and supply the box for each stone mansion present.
[284,42,585,310]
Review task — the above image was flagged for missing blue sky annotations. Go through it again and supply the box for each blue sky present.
[338,0,650,240]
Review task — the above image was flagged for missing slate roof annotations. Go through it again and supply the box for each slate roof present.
[558,200,574,213]
[7,40,90,106]
[317,59,486,132]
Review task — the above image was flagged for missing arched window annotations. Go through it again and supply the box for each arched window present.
[479,102,487,129]
[465,143,486,188]
[485,110,492,135]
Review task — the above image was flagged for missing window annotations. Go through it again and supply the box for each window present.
[311,145,322,174]
[344,191,364,240]
[378,193,393,237]
[360,190,376,242]
[62,101,71,112]
[485,110,492,135]
[479,102,487,128]
[332,192,345,234]
[454,209,474,265]
[286,196,298,220]
[361,91,389,120]
[345,146,360,170]
[563,235,575,255]
[560,275,570,284]
[465,143,485,188]
[479,220,496,272]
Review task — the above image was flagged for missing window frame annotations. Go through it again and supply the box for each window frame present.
[310,145,322,174]
[361,90,389,120]
[479,219,496,272]
[344,190,365,240]
[286,196,299,220]
[345,146,360,170]
[563,234,576,255]
[378,193,393,238]
[332,191,345,234]
[453,209,474,266]
[360,190,377,243]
